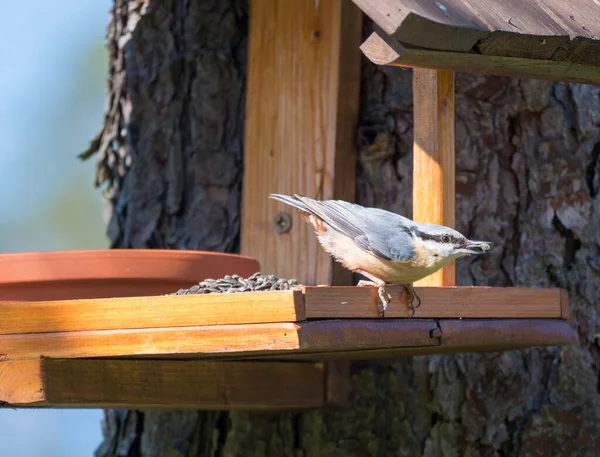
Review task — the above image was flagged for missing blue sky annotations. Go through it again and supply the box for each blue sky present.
[0,1,112,455]
[0,0,110,252]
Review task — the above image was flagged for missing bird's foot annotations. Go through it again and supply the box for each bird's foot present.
[403,283,421,318]
[357,280,391,317]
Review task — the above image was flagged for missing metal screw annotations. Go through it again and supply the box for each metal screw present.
[274,212,292,234]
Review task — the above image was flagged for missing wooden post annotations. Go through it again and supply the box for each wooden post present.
[241,0,363,286]
[412,69,455,287]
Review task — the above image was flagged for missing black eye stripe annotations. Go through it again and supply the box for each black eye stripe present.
[417,231,464,245]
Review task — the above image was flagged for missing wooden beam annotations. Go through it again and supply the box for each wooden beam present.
[324,361,350,407]
[412,68,455,287]
[303,286,564,319]
[0,360,44,404]
[212,320,578,361]
[360,31,600,86]
[0,290,304,335]
[0,320,439,360]
[1,359,328,409]
[241,0,363,286]
[436,318,579,353]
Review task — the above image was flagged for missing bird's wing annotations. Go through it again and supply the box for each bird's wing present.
[294,196,415,262]
[295,196,365,239]
[354,234,393,261]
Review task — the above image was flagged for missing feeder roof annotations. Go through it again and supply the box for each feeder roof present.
[354,0,600,83]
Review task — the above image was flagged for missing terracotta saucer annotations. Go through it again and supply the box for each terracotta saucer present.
[0,249,260,302]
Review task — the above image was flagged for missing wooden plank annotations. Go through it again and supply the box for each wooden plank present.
[0,319,576,397]
[324,361,350,407]
[241,0,362,286]
[303,286,564,318]
[0,360,44,404]
[476,33,568,60]
[0,320,438,361]
[296,319,438,352]
[350,0,489,51]
[0,359,326,409]
[533,0,600,40]
[349,0,600,59]
[216,319,576,361]
[551,37,600,67]
[0,323,302,360]
[437,318,578,352]
[37,359,325,409]
[0,290,305,335]
[360,31,600,86]
[412,68,455,287]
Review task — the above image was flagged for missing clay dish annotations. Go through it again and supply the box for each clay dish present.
[0,249,260,302]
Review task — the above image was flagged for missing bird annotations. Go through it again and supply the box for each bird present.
[269,193,491,317]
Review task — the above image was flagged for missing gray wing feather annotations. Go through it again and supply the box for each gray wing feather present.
[354,234,393,261]
[295,196,365,240]
[269,194,309,213]
[289,195,416,262]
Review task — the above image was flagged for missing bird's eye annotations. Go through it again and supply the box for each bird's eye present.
[441,235,450,243]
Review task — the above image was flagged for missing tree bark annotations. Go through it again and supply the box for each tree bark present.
[88,1,600,456]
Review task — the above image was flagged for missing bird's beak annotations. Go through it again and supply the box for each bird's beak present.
[460,240,492,255]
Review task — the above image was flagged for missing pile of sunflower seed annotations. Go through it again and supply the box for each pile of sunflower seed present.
[171,272,303,295]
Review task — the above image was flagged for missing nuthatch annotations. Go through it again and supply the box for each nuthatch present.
[270,194,491,317]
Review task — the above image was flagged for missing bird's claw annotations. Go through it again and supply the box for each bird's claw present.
[377,285,391,317]
[357,280,391,317]
[404,284,421,318]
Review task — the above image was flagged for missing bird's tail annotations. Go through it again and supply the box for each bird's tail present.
[269,193,311,213]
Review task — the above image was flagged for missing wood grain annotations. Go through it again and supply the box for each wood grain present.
[360,31,600,85]
[351,0,489,51]
[0,360,44,404]
[437,318,578,352]
[0,318,576,409]
[2,319,575,407]
[33,359,325,409]
[0,290,305,335]
[0,323,302,360]
[412,69,455,287]
[303,286,564,319]
[350,0,600,66]
[0,320,440,361]
[241,0,363,286]
[324,361,350,407]
[0,282,570,338]
[209,320,576,361]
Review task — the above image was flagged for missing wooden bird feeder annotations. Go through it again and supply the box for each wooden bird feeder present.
[3,0,595,410]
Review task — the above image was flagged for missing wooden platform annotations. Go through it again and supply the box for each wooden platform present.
[0,286,569,336]
[0,286,576,409]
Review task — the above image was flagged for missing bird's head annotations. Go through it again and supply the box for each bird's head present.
[413,224,491,262]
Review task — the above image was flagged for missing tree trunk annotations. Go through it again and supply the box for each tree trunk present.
[89,1,600,456]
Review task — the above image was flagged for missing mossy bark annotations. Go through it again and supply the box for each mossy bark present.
[89,1,600,456]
